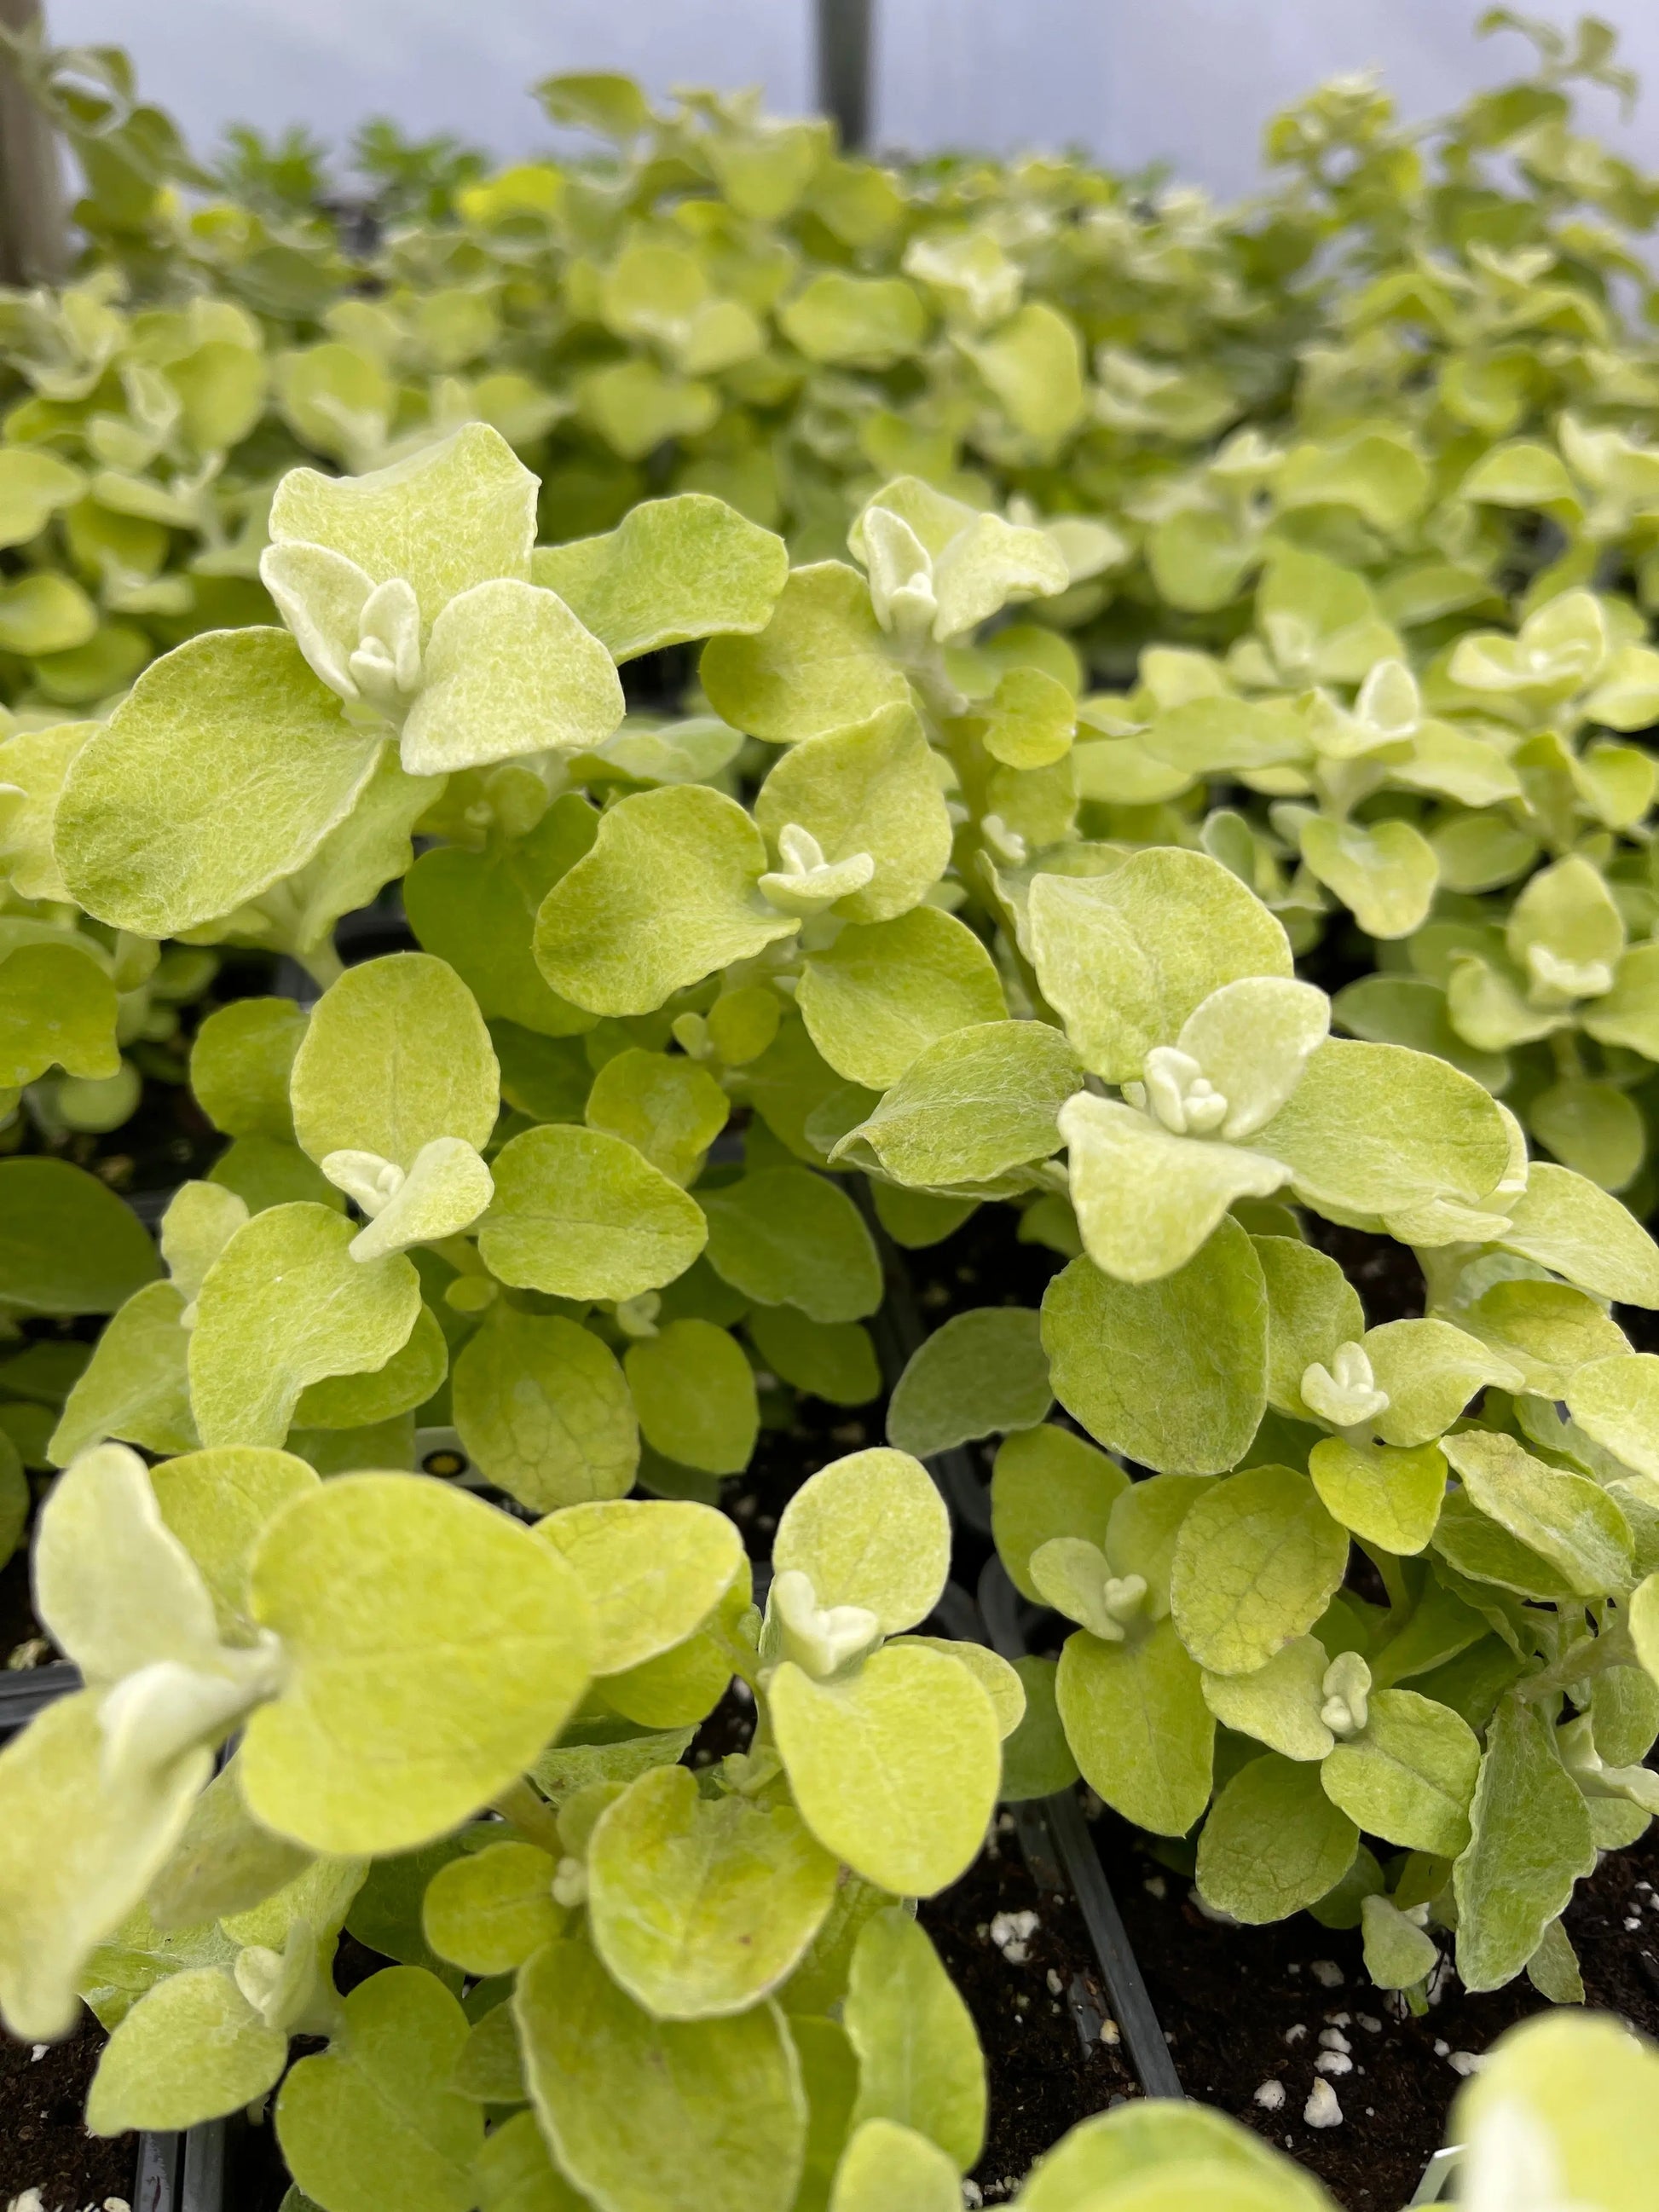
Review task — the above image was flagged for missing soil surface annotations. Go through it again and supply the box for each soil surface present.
[1091,1804,1659,2211]
[0,2013,135,2212]
[919,1816,1141,2201]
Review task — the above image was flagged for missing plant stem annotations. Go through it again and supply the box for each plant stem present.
[491,1776,564,1853]
[1520,1618,1635,1705]
[299,940,346,993]
[1358,1539,1410,1614]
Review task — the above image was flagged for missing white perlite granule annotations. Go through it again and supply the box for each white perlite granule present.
[1254,2080,1286,2111]
[1304,2078,1344,2128]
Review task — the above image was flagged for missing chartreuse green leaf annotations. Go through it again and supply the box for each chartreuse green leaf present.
[1197,1753,1359,1922]
[0,445,84,547]
[1497,1162,1659,1306]
[87,1964,287,2132]
[1061,1094,1290,1285]
[753,704,952,925]
[835,1020,1080,1187]
[701,1169,881,1323]
[998,1656,1081,1799]
[291,1303,447,1428]
[625,1320,759,1475]
[49,1281,197,1462]
[476,2108,587,2212]
[187,1204,422,1448]
[1016,2100,1332,2212]
[531,494,788,660]
[0,941,118,1086]
[771,1643,1000,1894]
[748,1306,880,1406]
[276,1967,482,2212]
[800,908,1005,1089]
[1256,1039,1515,1239]
[404,813,598,1042]
[992,1424,1127,1603]
[887,1308,1051,1457]
[773,1447,949,1631]
[241,1473,592,1853]
[191,998,309,1139]
[145,1758,313,1932]
[1363,1318,1522,1447]
[1454,1692,1597,1991]
[0,1157,161,1315]
[0,1433,26,1568]
[0,719,93,901]
[1568,1354,1659,1478]
[587,1764,836,2018]
[453,1309,638,1511]
[1298,816,1438,939]
[586,1048,728,1186]
[1042,1221,1268,1476]
[480,1124,707,1301]
[896,1639,1025,1739]
[1309,1437,1447,1555]
[148,1446,320,1637]
[534,784,798,1016]
[1202,1637,1334,1762]
[1255,1238,1363,1418]
[401,576,623,776]
[268,421,535,629]
[535,1499,743,1676]
[421,1842,563,1977]
[1442,1431,1634,1596]
[1027,849,1292,1083]
[1171,1467,1348,1675]
[1056,1621,1213,1835]
[515,1936,806,2212]
[1321,1689,1479,1856]
[289,953,498,1229]
[780,274,927,367]
[56,630,381,936]
[845,1908,984,2169]
[829,2120,961,2212]
[1455,2012,1659,2212]
[0,1692,214,2041]
[701,563,911,743]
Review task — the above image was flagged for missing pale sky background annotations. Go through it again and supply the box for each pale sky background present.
[44,0,1659,201]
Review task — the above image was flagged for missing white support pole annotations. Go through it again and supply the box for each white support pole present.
[0,0,66,286]
[817,0,873,152]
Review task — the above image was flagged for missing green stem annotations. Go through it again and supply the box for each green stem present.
[1358,1539,1410,1615]
[491,1776,564,1854]
[299,940,345,993]
[1520,1618,1635,1706]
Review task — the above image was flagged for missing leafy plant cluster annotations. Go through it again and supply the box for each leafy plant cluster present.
[3,11,1659,2207]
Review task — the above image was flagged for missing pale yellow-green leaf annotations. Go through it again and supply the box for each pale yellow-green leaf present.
[56,629,380,937]
[1041,1222,1268,1476]
[1567,1354,1659,1481]
[991,1424,1128,1604]
[1016,2100,1331,2212]
[1027,849,1292,1083]
[269,423,535,630]
[701,563,910,744]
[1454,2011,1659,2212]
[1363,1317,1521,1448]
[290,952,499,1170]
[626,1319,759,1475]
[771,1643,1000,1895]
[886,1307,1051,1455]
[586,1048,729,1187]
[1254,1237,1363,1418]
[402,579,624,775]
[480,1123,707,1301]
[754,703,953,925]
[829,2119,961,2212]
[1321,1688,1479,1857]
[836,1019,1080,1187]
[453,1308,638,1513]
[531,494,788,661]
[801,909,1003,1090]
[421,1841,562,1978]
[1454,1693,1597,1992]
[773,1447,949,1632]
[535,1498,743,1676]
[476,2107,587,2212]
[149,1445,321,1638]
[1308,1436,1446,1556]
[1196,1753,1358,1923]
[1202,1637,1333,1762]
[701,1168,882,1324]
[1062,1094,1289,1284]
[1298,816,1438,940]
[588,1764,836,2018]
[188,1204,421,1449]
[276,1967,482,2212]
[87,1964,286,2133]
[535,783,797,1015]
[1056,1621,1213,1836]
[1171,1465,1349,1676]
[49,1280,197,1463]
[845,1908,984,2170]
[242,1474,592,1853]
[1442,1430,1633,1597]
[515,1937,806,2212]
[1497,1162,1659,1307]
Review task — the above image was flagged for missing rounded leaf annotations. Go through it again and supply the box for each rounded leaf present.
[87,1967,286,2133]
[535,1498,743,1675]
[773,1447,948,1632]
[588,1764,837,2018]
[1056,1621,1213,1836]
[1171,1466,1349,1677]
[754,706,952,925]
[401,579,624,775]
[242,1474,593,1853]
[886,1307,1051,1458]
[422,1841,562,1977]
[56,630,380,936]
[453,1310,638,1512]
[1196,1753,1359,1924]
[0,1158,160,1316]
[480,1124,707,1302]
[701,1168,882,1324]
[626,1319,759,1476]
[991,1424,1127,1603]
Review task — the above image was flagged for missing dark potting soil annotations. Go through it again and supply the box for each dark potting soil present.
[0,2013,134,2212]
[1091,1805,1659,2212]
[918,1816,1141,2203]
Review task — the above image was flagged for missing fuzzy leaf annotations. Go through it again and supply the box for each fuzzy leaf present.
[401,579,623,775]
[801,909,1004,1089]
[1171,1466,1349,1676]
[887,1308,1051,1457]
[1497,1162,1659,1306]
[535,1499,743,1676]
[701,563,910,743]
[531,494,788,660]
[242,1474,592,1853]
[1197,1753,1359,1923]
[1442,1430,1633,1597]
[87,1964,286,2133]
[1062,1094,1289,1284]
[835,1020,1080,1188]
[701,1168,882,1324]
[588,1764,836,2019]
[844,1909,984,2170]
[626,1319,759,1476]
[453,1309,638,1512]
[754,704,952,926]
[1321,1689,1479,1857]
[1042,1222,1268,1476]
[515,1937,806,2212]
[480,1124,707,1302]
[1454,1693,1597,1992]
[1056,1621,1213,1835]
[56,630,380,936]
[772,1447,949,1632]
